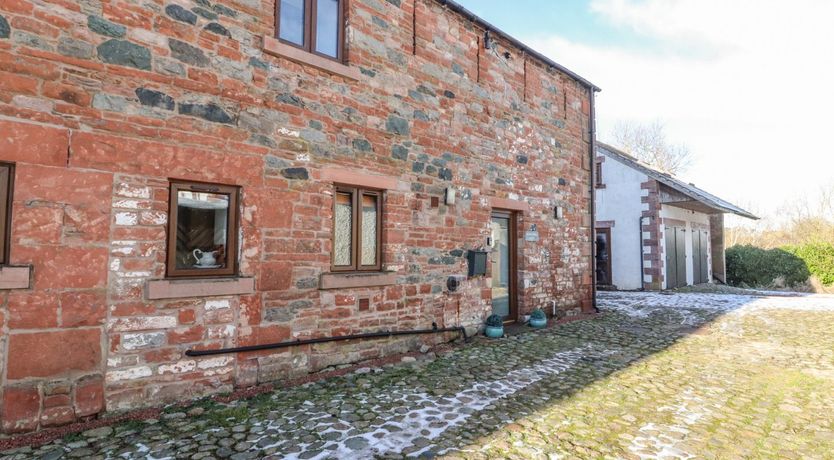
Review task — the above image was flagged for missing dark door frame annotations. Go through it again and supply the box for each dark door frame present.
[491,209,518,323]
[595,227,612,286]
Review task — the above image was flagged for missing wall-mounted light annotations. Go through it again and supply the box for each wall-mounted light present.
[555,206,564,220]
[445,187,456,206]
[484,30,494,49]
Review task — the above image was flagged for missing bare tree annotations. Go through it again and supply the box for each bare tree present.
[611,120,693,175]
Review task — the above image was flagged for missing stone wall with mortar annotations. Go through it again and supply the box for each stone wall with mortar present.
[0,0,594,433]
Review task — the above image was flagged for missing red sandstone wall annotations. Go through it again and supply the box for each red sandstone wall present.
[0,0,594,433]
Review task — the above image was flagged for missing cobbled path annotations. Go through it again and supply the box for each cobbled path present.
[4,291,834,459]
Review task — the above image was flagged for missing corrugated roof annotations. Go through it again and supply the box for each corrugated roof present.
[596,142,758,220]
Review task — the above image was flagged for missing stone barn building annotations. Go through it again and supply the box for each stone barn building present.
[594,143,756,291]
[0,0,598,432]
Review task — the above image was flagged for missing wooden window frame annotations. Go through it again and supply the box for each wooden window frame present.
[0,163,14,266]
[331,185,382,272]
[166,180,240,279]
[275,0,346,63]
[594,160,605,188]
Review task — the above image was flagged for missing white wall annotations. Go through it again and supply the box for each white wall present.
[594,154,648,290]
[658,205,712,288]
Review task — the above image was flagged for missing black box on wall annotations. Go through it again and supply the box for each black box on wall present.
[467,250,488,278]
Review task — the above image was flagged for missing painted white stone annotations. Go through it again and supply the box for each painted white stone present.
[106,366,153,383]
[205,299,231,310]
[115,211,139,226]
[197,356,233,369]
[122,332,166,350]
[158,360,197,375]
[109,316,178,332]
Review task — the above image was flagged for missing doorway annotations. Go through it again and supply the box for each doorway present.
[595,228,612,286]
[490,211,517,322]
[664,225,687,289]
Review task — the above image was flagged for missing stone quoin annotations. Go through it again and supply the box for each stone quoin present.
[0,0,597,433]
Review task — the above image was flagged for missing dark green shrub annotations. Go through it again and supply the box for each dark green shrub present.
[726,245,810,287]
[530,308,546,320]
[485,314,503,327]
[784,243,834,286]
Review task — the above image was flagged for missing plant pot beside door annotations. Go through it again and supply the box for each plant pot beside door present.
[485,314,504,338]
[529,308,547,328]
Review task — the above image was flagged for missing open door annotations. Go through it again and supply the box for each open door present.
[490,211,517,322]
[595,228,612,286]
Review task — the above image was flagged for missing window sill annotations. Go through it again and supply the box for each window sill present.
[146,277,255,300]
[0,266,31,290]
[262,36,361,81]
[320,271,397,289]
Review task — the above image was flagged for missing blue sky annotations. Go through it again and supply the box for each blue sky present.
[455,0,834,226]
[460,1,654,50]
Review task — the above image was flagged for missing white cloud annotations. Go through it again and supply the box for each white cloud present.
[524,0,834,221]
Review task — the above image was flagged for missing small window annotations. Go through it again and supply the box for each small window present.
[0,163,14,265]
[276,0,344,61]
[332,186,381,271]
[167,181,239,278]
[595,161,603,187]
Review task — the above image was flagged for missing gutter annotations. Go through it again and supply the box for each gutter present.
[185,323,469,357]
[589,88,600,313]
[434,0,601,92]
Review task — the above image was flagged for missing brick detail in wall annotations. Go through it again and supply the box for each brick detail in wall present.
[0,0,595,433]
[641,180,663,290]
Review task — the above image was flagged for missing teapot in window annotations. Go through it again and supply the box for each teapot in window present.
[193,249,219,267]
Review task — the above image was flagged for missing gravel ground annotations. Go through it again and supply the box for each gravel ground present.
[3,290,834,459]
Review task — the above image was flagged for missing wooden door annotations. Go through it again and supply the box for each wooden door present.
[675,227,687,288]
[595,228,612,286]
[490,211,517,322]
[665,225,688,289]
[692,230,703,284]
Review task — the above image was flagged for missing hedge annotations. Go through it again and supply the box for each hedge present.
[784,243,834,286]
[726,245,810,288]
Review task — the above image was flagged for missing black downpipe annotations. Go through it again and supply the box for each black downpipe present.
[589,89,600,313]
[185,322,469,357]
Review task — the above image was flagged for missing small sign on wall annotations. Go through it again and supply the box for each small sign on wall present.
[524,224,539,242]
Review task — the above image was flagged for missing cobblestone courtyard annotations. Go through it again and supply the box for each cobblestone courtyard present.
[4,291,834,459]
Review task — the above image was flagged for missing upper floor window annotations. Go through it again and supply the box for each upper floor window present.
[167,181,239,278]
[332,186,382,271]
[0,163,13,265]
[595,161,604,188]
[277,0,344,61]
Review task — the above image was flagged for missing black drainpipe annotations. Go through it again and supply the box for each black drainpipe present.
[589,88,600,313]
[185,323,469,357]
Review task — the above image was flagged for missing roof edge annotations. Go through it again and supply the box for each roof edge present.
[596,142,759,220]
[434,0,601,92]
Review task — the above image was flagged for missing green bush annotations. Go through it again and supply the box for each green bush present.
[784,243,834,286]
[530,308,547,320]
[726,245,810,288]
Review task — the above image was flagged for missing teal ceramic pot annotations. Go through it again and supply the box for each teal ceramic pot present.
[529,317,547,329]
[485,325,504,338]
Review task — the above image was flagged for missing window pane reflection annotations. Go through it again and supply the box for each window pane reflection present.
[315,0,339,57]
[176,191,229,270]
[279,0,305,46]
